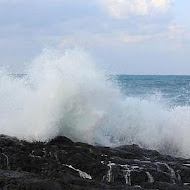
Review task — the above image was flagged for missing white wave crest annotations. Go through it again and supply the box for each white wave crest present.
[0,49,190,157]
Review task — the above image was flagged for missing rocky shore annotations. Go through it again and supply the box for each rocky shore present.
[0,134,190,190]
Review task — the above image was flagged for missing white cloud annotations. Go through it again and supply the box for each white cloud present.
[2,0,189,74]
[168,23,185,40]
[167,22,190,51]
[102,0,172,19]
[151,0,171,11]
[122,33,153,43]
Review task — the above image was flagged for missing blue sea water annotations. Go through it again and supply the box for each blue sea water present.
[113,75,190,107]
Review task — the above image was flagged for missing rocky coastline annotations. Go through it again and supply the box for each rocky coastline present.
[0,134,190,190]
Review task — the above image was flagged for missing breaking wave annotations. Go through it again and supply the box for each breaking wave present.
[0,49,190,157]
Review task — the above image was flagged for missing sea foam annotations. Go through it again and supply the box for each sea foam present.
[0,49,190,157]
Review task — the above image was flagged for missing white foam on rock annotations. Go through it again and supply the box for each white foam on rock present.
[146,171,154,183]
[106,162,115,182]
[122,165,131,185]
[63,164,92,180]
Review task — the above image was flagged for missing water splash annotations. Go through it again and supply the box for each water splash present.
[0,49,190,157]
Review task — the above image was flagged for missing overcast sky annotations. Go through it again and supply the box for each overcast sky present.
[0,0,190,74]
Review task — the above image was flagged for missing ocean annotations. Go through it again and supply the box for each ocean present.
[114,75,190,107]
[0,49,190,157]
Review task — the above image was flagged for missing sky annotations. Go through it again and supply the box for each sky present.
[0,0,190,74]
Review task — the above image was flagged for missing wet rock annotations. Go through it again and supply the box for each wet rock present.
[0,134,190,189]
[48,136,74,146]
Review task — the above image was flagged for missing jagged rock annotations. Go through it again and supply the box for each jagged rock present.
[0,134,190,189]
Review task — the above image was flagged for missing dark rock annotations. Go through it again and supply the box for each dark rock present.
[0,134,190,189]
[48,136,74,146]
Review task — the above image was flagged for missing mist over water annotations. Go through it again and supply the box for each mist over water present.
[0,49,190,157]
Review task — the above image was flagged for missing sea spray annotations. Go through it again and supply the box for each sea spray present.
[0,49,190,157]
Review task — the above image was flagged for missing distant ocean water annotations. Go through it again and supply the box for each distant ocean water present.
[113,75,190,107]
[1,49,190,157]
